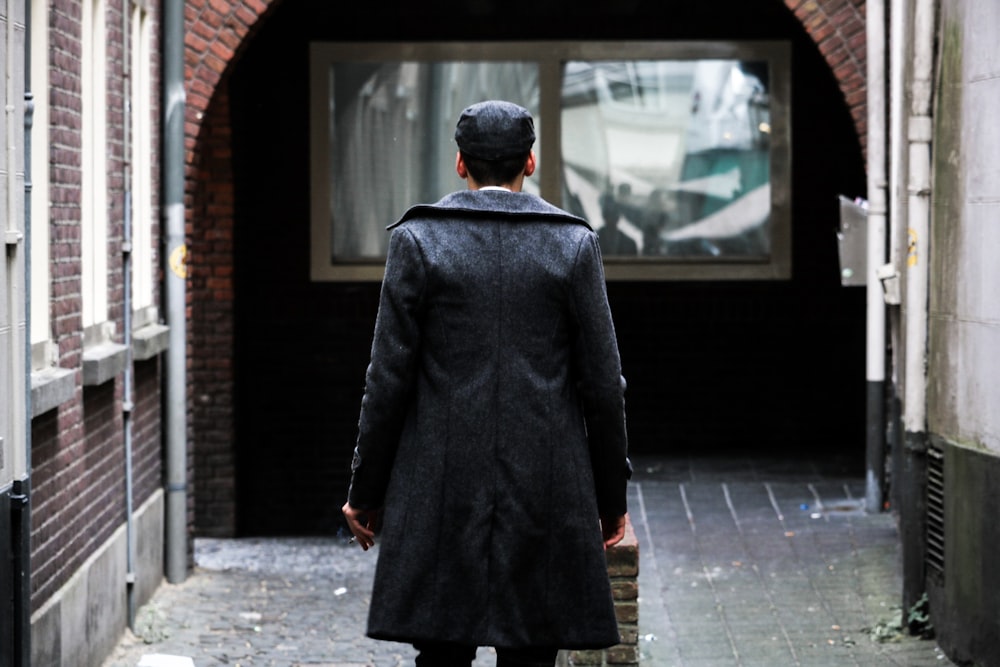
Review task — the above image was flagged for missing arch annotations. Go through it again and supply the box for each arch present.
[185,0,870,536]
[183,0,868,167]
[783,0,868,151]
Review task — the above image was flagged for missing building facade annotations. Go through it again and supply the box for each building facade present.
[911,0,1000,662]
[8,0,168,664]
[3,0,997,666]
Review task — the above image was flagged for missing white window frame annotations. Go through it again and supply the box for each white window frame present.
[130,1,156,326]
[29,0,51,370]
[81,0,109,335]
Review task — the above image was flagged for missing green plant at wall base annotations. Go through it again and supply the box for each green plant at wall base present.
[907,592,934,639]
[866,609,904,643]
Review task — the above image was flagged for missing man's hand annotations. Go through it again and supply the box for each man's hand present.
[342,502,381,551]
[600,514,627,549]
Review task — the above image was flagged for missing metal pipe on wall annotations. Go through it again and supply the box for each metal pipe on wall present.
[162,0,188,584]
[17,2,34,662]
[864,0,889,514]
[889,0,911,271]
[901,0,935,615]
[888,0,929,616]
[903,0,934,444]
[121,0,137,626]
[886,0,910,508]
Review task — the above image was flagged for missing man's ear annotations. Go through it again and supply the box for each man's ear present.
[456,152,469,179]
[524,151,536,178]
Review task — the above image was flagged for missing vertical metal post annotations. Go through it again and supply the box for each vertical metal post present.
[865,0,888,514]
[901,0,935,615]
[16,3,34,658]
[121,0,137,627]
[162,0,187,584]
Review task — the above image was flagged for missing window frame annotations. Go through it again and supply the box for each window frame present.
[309,41,791,281]
[81,0,109,327]
[29,0,51,370]
[131,1,156,323]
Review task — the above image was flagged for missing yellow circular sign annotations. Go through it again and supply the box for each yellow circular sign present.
[169,244,188,279]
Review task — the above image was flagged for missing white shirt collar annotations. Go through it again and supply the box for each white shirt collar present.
[478,186,513,192]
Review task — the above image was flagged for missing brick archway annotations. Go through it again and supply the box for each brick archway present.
[186,0,869,536]
[182,0,868,159]
[785,0,869,149]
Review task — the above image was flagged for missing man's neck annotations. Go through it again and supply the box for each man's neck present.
[467,175,523,192]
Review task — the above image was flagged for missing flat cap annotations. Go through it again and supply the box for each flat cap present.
[454,100,535,160]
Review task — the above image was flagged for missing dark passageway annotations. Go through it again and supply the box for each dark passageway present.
[218,0,866,535]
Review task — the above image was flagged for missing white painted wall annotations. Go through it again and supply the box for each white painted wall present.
[927,0,1000,454]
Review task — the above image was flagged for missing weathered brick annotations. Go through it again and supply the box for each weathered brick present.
[605,643,639,665]
[614,601,638,625]
[610,579,638,600]
[606,545,638,577]
[568,649,603,665]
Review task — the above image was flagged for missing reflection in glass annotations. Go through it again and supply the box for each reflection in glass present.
[561,60,771,258]
[327,62,539,260]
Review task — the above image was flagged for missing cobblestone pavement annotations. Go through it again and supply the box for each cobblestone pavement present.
[103,456,955,667]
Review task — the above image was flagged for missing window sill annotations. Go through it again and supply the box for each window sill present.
[133,323,170,361]
[30,367,76,417]
[82,342,128,387]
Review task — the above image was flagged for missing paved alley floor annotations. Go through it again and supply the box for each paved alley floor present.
[103,456,955,667]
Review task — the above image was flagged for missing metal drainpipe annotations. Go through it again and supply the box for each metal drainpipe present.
[886,0,910,511]
[17,3,35,662]
[121,0,137,628]
[864,0,889,514]
[162,0,188,584]
[16,98,33,667]
[901,0,935,613]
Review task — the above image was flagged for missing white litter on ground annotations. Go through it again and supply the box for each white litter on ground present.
[137,655,195,667]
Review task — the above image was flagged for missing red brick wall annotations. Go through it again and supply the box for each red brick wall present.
[181,0,868,137]
[189,84,237,536]
[133,360,165,504]
[185,0,870,536]
[786,0,868,151]
[184,0,279,538]
[30,0,163,611]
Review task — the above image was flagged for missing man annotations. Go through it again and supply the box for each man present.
[342,100,631,667]
[596,190,638,256]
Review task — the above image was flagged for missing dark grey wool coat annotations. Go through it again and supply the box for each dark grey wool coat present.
[347,189,630,650]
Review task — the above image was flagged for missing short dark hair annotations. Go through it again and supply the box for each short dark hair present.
[461,151,530,187]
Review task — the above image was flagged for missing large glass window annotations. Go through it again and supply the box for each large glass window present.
[310,42,789,280]
[562,60,772,261]
[325,61,539,261]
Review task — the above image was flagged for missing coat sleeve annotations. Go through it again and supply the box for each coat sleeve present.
[347,227,426,510]
[569,232,631,518]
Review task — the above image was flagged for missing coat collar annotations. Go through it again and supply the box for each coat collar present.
[388,190,592,230]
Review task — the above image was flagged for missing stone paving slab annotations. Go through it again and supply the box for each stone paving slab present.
[102,456,956,667]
